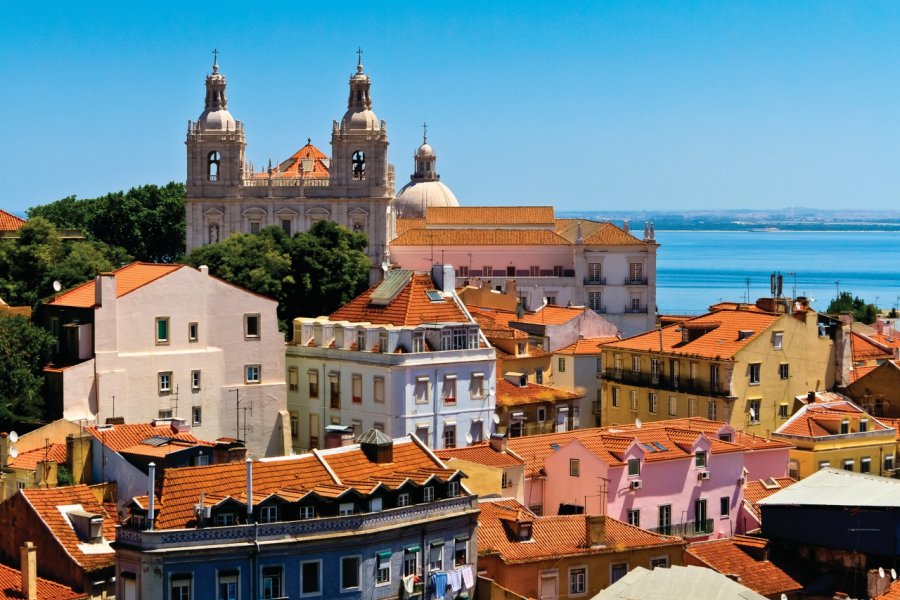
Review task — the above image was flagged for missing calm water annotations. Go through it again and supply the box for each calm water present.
[656,230,900,314]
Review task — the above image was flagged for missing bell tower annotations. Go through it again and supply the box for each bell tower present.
[186,51,245,198]
[329,50,392,198]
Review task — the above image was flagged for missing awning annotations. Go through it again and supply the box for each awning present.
[511,412,525,421]
[405,545,421,553]
[377,551,392,559]
[430,540,445,546]
[444,374,457,380]
[455,534,470,542]
[417,376,430,382]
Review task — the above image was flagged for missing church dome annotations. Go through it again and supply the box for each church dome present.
[198,108,237,131]
[342,108,380,130]
[394,180,460,218]
[415,142,435,158]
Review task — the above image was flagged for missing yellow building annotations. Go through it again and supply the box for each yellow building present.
[771,394,897,479]
[435,435,526,503]
[600,299,836,437]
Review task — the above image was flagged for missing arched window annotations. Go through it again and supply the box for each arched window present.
[207,151,221,181]
[352,150,366,181]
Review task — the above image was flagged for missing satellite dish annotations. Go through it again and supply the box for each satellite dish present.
[52,280,62,292]
[891,568,897,580]
[780,595,788,600]
[465,432,473,445]
[635,418,642,429]
[492,414,500,425]
[8,447,18,459]
[8,431,18,444]
[749,407,756,421]
[381,261,389,273]
[879,567,885,579]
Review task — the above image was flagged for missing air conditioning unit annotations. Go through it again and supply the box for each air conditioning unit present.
[698,471,710,481]
[630,480,642,490]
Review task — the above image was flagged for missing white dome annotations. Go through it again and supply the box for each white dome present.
[198,108,236,131]
[416,143,435,158]
[342,109,379,130]
[394,180,460,218]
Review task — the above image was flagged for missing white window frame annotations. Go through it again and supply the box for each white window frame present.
[448,481,460,497]
[423,486,435,503]
[298,505,314,520]
[299,559,322,597]
[374,376,385,403]
[773,331,783,349]
[568,565,587,596]
[397,492,411,507]
[288,367,299,392]
[650,556,669,569]
[749,363,761,385]
[191,406,202,426]
[170,574,192,600]
[428,542,444,572]
[159,371,172,394]
[191,369,201,391]
[339,502,354,516]
[339,555,361,592]
[156,317,170,345]
[245,364,261,384]
[188,322,198,343]
[259,505,278,523]
[244,313,261,339]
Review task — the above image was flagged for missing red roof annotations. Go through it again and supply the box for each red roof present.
[329,273,472,326]
[875,579,900,600]
[253,141,330,180]
[557,337,619,355]
[85,422,213,453]
[851,331,893,362]
[496,379,583,407]
[48,262,185,308]
[0,209,26,232]
[435,443,525,469]
[742,477,797,506]
[685,536,802,597]
[775,401,893,438]
[7,443,67,471]
[18,485,117,573]
[426,206,556,226]
[478,498,682,564]
[391,229,571,246]
[0,562,87,600]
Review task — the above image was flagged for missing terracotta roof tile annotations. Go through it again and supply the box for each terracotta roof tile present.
[7,443,67,471]
[851,331,893,362]
[850,364,879,382]
[0,562,87,599]
[512,305,587,327]
[603,308,781,360]
[391,228,571,246]
[775,401,893,438]
[875,579,900,600]
[435,443,525,468]
[582,222,647,245]
[253,141,329,179]
[19,485,116,573]
[685,536,802,597]
[329,273,472,326]
[85,423,214,453]
[48,262,185,308]
[636,417,793,451]
[742,478,797,506]
[478,498,682,564]
[496,379,583,407]
[557,337,619,355]
[870,332,900,350]
[425,206,555,226]
[0,209,26,232]
[396,218,425,234]
[707,302,772,314]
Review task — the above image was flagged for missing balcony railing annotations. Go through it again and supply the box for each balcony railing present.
[624,306,649,314]
[649,519,714,538]
[625,277,649,285]
[584,277,607,285]
[602,369,731,398]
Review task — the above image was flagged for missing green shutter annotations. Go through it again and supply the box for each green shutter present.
[377,551,392,559]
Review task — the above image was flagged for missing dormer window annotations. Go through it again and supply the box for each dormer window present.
[518,522,532,541]
[695,451,707,468]
[412,332,425,353]
[378,332,389,353]
[215,512,235,526]
[627,458,641,477]
[423,486,435,502]
[841,420,850,434]
[860,418,868,433]
[357,330,367,351]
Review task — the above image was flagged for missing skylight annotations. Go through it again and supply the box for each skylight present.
[425,290,444,302]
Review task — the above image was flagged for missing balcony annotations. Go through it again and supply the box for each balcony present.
[583,277,607,285]
[625,277,648,285]
[649,519,714,538]
[624,306,649,314]
[601,369,731,398]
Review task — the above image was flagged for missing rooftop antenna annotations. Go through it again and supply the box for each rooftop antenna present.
[745,278,751,303]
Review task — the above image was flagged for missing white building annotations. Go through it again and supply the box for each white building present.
[285,265,496,451]
[40,263,290,458]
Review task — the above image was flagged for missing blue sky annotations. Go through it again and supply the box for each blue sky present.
[2,1,900,214]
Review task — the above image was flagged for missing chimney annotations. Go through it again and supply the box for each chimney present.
[147,462,156,530]
[489,433,507,453]
[20,542,36,600]
[431,264,456,295]
[808,391,817,404]
[199,265,209,275]
[95,273,116,307]
[246,458,253,522]
[506,279,517,297]
[586,515,605,546]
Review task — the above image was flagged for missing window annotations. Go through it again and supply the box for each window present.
[158,372,172,394]
[630,390,638,411]
[171,575,192,600]
[458,265,470,277]
[259,505,278,523]
[191,370,201,391]
[207,151,221,180]
[428,542,444,571]
[629,262,643,281]
[501,471,512,489]
[631,356,641,373]
[158,408,173,419]
[695,451,707,468]
[558,357,566,373]
[611,387,620,408]
[415,377,429,404]
[668,395,677,416]
[720,496,730,517]
[749,363,761,385]
[454,536,469,566]
[860,418,868,433]
[379,331,389,353]
[710,364,719,392]
[506,265,516,277]
[818,460,830,470]
[351,419,362,438]
[299,506,315,520]
[788,460,800,479]
[611,563,628,584]
[215,513,235,526]
[218,571,238,600]
[535,369,543,384]
[351,374,362,403]
[773,331,783,349]
[374,377,385,403]
[288,368,299,392]
[658,505,672,535]
[412,332,425,353]
[553,265,564,277]
[650,359,660,384]
[398,492,411,507]
[423,486,435,502]
[628,458,641,477]
[245,365,261,384]
[339,502,354,516]
[779,363,789,380]
[588,262,603,282]
[694,499,708,534]
[415,426,429,447]
[627,509,640,526]
[351,149,366,180]
[188,322,198,342]
[300,560,321,596]
[861,457,871,473]
[570,458,580,477]
[885,455,895,472]
[373,422,385,433]
[308,370,319,398]
[483,266,493,277]
[470,421,483,444]
[840,419,850,434]
[749,399,760,424]
[843,459,854,471]
[443,424,456,449]
[192,406,202,426]
[650,557,669,569]
[448,481,460,497]
[443,375,457,403]
[648,392,658,414]
[588,292,603,312]
[155,317,170,344]
[261,566,282,600]
[404,548,420,577]
[537,407,547,422]
[356,330,367,351]
[471,374,484,398]
[569,567,587,595]
[708,400,717,421]
[289,411,299,438]
[329,374,340,409]
[778,403,788,419]
[244,314,260,339]
[688,397,697,417]
[340,556,360,591]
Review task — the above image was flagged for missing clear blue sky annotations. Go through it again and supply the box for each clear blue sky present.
[2,1,900,215]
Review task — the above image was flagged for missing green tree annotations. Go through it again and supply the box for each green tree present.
[28,182,186,262]
[0,313,55,424]
[826,291,879,324]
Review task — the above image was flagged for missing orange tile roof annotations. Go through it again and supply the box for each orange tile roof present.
[849,364,879,382]
[329,273,472,326]
[582,222,647,245]
[86,422,213,453]
[871,332,900,350]
[742,477,797,506]
[850,331,893,362]
[685,536,802,597]
[496,379,583,407]
[708,302,773,314]
[0,562,87,600]
[473,313,528,340]
[48,262,185,308]
[19,485,117,573]
[877,417,900,441]
[478,498,682,564]
[396,217,426,234]
[603,308,781,360]
[425,206,556,226]
[557,337,619,355]
[494,343,550,361]
[435,443,525,468]
[7,443,67,471]
[391,228,571,246]
[635,417,793,451]
[251,141,330,179]
[513,305,587,327]
[775,401,893,438]
[0,209,26,232]
[875,579,900,600]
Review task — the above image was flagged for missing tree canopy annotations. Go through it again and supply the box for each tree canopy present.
[0,313,55,424]
[28,182,186,262]
[826,291,879,324]
[182,220,371,329]
[0,218,132,307]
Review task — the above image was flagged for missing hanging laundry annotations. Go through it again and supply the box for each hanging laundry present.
[448,568,463,592]
[430,571,448,599]
[461,564,474,588]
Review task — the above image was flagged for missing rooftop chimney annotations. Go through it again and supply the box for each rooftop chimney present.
[489,433,507,453]
[20,542,36,600]
[586,515,605,546]
[95,273,116,307]
[431,264,456,295]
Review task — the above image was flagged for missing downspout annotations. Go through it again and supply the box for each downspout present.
[147,463,155,530]
[246,458,253,523]
[433,369,439,448]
